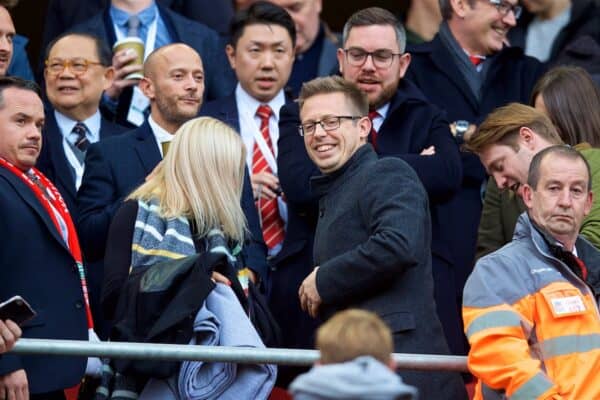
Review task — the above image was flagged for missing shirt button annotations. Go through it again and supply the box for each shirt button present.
[75,301,83,309]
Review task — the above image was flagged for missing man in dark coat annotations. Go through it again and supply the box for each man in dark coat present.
[0,77,88,399]
[405,0,545,346]
[277,7,464,357]
[297,75,466,400]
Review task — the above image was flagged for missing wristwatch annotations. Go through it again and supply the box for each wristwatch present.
[452,120,470,142]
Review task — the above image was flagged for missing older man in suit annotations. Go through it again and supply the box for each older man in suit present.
[0,77,89,400]
[34,33,126,338]
[77,44,268,314]
[36,33,126,219]
[70,0,235,127]
[297,75,466,400]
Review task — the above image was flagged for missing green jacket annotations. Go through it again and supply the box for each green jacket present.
[476,147,600,260]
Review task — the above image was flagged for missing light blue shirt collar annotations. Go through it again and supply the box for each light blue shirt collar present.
[54,109,101,143]
[110,1,157,30]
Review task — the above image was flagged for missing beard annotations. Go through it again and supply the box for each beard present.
[154,92,200,127]
[362,79,398,110]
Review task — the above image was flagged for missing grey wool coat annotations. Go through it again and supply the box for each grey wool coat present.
[310,145,467,400]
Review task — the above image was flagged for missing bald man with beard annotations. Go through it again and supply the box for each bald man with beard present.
[77,44,268,326]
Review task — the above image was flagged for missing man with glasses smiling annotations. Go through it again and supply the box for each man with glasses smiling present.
[297,75,467,400]
[405,0,545,354]
[278,6,465,360]
[37,33,126,222]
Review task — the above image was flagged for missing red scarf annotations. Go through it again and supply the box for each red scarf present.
[0,158,94,329]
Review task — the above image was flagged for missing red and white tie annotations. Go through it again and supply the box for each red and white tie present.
[253,104,285,250]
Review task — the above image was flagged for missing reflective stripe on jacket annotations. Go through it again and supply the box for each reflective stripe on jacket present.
[463,213,600,400]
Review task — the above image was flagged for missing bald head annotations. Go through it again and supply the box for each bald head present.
[143,43,202,80]
[139,43,205,133]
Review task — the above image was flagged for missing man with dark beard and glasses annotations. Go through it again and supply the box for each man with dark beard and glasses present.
[77,44,268,326]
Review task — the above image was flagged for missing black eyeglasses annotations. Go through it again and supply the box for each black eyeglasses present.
[343,48,402,69]
[45,58,104,75]
[486,0,522,19]
[298,115,363,137]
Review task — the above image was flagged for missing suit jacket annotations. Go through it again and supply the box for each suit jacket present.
[76,120,268,280]
[311,146,467,400]
[36,108,126,220]
[406,35,545,282]
[0,168,87,394]
[70,4,235,125]
[200,94,293,280]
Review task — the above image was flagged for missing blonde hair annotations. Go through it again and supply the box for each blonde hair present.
[128,117,248,243]
[316,309,393,365]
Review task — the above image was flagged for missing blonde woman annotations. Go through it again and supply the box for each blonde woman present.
[101,117,249,319]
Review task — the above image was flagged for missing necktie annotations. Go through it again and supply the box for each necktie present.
[573,255,589,281]
[469,55,484,67]
[253,104,285,250]
[72,122,90,152]
[368,110,380,151]
[127,15,140,37]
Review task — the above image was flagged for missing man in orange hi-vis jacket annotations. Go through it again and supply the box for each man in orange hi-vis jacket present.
[463,145,600,400]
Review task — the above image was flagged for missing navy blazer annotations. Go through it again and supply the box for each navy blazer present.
[36,108,126,220]
[76,120,268,280]
[70,4,236,124]
[0,168,87,394]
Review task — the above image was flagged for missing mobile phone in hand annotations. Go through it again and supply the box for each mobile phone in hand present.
[0,295,37,326]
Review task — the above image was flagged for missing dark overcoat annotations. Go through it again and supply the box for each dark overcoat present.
[311,145,467,400]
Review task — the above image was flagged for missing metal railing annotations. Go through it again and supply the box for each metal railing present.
[11,339,468,372]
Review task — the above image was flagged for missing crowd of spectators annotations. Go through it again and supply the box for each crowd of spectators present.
[0,0,599,399]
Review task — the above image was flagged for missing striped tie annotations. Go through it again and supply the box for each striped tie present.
[253,104,285,250]
[72,122,90,152]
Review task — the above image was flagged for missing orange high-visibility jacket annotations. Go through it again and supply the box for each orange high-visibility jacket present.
[463,214,600,400]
